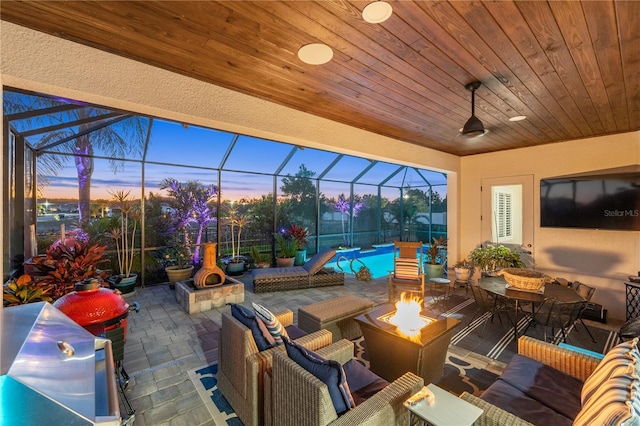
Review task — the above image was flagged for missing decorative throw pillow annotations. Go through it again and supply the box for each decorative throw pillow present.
[573,337,640,426]
[256,316,277,347]
[395,257,420,279]
[283,337,355,415]
[229,303,274,351]
[252,302,289,345]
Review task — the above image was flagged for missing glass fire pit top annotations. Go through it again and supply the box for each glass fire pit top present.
[377,311,435,329]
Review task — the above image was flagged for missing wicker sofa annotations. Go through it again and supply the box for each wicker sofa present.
[267,338,424,426]
[460,335,640,426]
[252,248,344,293]
[217,308,333,426]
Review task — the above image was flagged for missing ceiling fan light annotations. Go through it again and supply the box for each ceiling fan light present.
[461,115,487,139]
[362,1,393,24]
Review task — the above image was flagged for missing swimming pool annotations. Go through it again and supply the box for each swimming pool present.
[326,251,395,279]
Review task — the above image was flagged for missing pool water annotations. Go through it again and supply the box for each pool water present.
[326,252,395,279]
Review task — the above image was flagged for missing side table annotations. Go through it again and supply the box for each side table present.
[405,384,483,426]
[428,278,451,308]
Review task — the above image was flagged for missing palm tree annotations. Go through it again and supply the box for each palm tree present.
[160,178,218,261]
[3,92,149,223]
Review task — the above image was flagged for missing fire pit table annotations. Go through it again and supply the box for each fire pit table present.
[354,303,460,384]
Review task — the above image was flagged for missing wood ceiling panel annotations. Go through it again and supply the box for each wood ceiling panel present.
[549,1,617,134]
[615,0,640,127]
[1,0,637,156]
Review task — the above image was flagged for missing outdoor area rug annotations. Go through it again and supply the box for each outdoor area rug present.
[189,338,500,426]
[440,293,620,363]
[188,363,242,426]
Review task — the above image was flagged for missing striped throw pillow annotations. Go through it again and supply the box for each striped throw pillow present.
[252,302,288,345]
[395,257,420,279]
[573,337,640,426]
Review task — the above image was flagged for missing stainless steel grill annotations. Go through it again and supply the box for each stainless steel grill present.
[1,302,120,425]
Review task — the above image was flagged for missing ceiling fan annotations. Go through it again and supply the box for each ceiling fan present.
[460,81,488,139]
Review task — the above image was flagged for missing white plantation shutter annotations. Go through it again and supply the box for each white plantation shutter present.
[494,190,513,240]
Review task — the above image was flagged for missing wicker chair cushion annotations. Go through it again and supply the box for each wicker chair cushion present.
[497,354,583,420]
[482,379,573,426]
[284,337,355,415]
[229,303,274,351]
[342,359,389,406]
[284,324,306,340]
[574,337,640,426]
[302,248,336,275]
[253,302,288,345]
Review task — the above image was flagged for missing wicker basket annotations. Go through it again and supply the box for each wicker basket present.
[498,268,547,291]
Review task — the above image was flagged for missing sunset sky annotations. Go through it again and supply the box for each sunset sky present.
[33,117,447,202]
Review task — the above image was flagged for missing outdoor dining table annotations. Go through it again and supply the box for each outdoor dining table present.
[479,276,585,341]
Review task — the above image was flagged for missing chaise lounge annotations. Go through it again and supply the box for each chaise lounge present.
[252,248,344,293]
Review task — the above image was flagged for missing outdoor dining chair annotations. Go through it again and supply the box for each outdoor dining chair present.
[573,282,597,343]
[388,241,425,303]
[469,284,515,336]
[531,299,588,343]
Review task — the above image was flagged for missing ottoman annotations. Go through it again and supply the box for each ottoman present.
[298,295,375,342]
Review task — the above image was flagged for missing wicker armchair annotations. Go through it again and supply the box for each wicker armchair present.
[217,309,333,426]
[267,339,424,426]
[459,335,602,426]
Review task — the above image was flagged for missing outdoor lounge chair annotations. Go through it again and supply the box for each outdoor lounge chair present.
[218,308,333,426]
[252,248,344,293]
[388,241,425,303]
[267,338,423,426]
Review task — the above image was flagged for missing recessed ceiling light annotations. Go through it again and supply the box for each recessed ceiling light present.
[297,43,333,65]
[509,115,527,122]
[362,1,393,24]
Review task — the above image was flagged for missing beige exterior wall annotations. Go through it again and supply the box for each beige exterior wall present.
[461,133,640,320]
[3,22,639,320]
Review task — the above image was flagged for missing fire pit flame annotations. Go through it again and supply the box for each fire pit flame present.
[378,293,435,341]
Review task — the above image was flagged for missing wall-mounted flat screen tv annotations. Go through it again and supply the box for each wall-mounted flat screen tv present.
[540,166,640,231]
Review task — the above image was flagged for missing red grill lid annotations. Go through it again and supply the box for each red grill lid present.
[53,278,129,327]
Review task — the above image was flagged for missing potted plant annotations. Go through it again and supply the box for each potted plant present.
[225,206,249,276]
[452,258,475,282]
[287,224,308,266]
[3,274,53,307]
[28,237,110,300]
[424,236,447,279]
[250,245,271,268]
[106,189,140,293]
[275,233,298,267]
[164,230,194,288]
[468,243,526,277]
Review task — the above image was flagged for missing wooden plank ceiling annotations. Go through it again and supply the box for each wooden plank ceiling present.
[2,0,638,156]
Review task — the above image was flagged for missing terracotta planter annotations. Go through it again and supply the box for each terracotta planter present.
[276,257,295,268]
[454,267,471,282]
[166,265,194,288]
